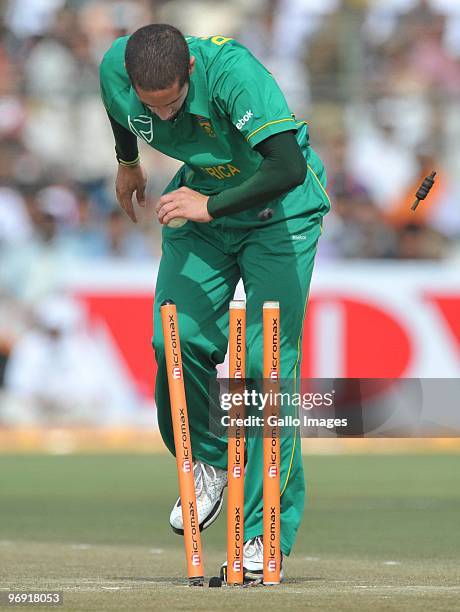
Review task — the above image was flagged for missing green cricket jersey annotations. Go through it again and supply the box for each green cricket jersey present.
[100,35,330,228]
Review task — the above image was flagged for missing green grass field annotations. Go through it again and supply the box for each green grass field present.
[1,454,459,611]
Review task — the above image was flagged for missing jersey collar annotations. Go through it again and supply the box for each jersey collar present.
[184,54,210,119]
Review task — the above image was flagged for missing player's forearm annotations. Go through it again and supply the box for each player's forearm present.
[107,112,139,165]
[207,131,307,219]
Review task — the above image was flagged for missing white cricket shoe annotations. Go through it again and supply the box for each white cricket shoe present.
[220,536,284,584]
[169,461,227,534]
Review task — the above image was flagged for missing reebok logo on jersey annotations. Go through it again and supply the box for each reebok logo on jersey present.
[236,110,253,130]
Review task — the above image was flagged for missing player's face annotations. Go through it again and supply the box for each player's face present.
[136,57,195,122]
[137,79,189,121]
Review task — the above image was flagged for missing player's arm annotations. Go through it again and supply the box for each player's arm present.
[156,131,306,226]
[100,42,146,223]
[207,131,306,218]
[104,112,147,224]
[207,42,307,218]
[107,112,139,165]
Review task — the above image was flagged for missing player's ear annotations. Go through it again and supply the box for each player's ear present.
[189,56,195,76]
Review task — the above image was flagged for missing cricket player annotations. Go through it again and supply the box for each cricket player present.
[100,23,330,583]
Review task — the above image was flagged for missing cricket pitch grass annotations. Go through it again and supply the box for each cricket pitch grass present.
[1,454,459,611]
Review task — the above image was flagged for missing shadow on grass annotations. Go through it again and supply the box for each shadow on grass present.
[113,576,325,586]
[113,576,186,585]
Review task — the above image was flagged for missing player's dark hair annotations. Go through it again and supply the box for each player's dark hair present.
[125,24,190,91]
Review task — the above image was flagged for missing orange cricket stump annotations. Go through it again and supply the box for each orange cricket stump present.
[160,300,204,586]
[227,300,246,585]
[262,301,281,585]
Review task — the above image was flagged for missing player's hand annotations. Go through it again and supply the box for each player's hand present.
[156,187,212,225]
[115,163,147,223]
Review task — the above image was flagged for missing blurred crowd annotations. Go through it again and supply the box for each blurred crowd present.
[1,0,460,424]
[1,0,459,270]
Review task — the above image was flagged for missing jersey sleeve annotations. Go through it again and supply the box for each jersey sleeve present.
[212,43,297,147]
[99,36,131,126]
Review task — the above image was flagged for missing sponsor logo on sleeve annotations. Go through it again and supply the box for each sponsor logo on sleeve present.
[235,110,253,130]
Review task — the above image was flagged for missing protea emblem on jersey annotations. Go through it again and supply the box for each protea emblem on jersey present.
[128,114,153,143]
[196,115,216,138]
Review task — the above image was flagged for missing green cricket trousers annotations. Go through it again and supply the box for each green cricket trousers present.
[152,169,328,556]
